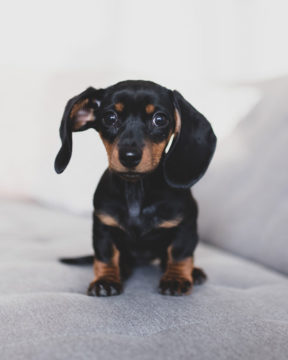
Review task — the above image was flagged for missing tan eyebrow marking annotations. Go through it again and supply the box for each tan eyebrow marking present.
[115,102,124,112]
[145,104,155,114]
[95,212,124,231]
[157,217,183,228]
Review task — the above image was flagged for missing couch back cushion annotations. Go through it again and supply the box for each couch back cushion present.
[195,79,288,275]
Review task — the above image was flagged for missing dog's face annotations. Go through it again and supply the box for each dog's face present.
[55,80,217,188]
[95,82,176,179]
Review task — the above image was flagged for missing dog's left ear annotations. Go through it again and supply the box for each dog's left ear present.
[163,90,217,188]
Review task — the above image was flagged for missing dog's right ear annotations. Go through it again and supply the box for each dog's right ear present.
[54,87,105,174]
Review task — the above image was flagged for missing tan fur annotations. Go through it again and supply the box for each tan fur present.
[73,109,95,130]
[134,139,168,172]
[70,98,96,130]
[99,135,121,171]
[99,114,175,174]
[145,104,155,114]
[164,245,194,283]
[95,212,124,230]
[150,140,168,168]
[70,98,89,119]
[158,217,182,228]
[115,102,124,112]
[92,245,120,282]
[174,108,181,134]
[99,133,171,174]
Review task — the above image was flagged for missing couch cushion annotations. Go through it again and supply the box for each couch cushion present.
[195,78,288,275]
[1,199,288,360]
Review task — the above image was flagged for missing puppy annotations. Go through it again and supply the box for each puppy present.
[55,80,217,296]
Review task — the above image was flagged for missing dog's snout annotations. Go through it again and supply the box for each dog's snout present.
[119,146,142,168]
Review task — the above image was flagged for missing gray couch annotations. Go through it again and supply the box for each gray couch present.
[0,198,288,360]
[1,80,288,359]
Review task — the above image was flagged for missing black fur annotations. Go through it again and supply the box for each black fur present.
[55,80,216,296]
[163,90,217,188]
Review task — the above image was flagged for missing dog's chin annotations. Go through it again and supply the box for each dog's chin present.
[111,165,160,181]
[117,171,145,181]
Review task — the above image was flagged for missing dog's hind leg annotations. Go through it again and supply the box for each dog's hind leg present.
[192,267,207,285]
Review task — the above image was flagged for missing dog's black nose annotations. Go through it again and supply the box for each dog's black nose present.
[119,146,142,168]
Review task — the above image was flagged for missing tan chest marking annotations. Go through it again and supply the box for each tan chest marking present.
[95,212,124,231]
[157,217,182,228]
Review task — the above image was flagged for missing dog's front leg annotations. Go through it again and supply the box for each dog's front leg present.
[87,213,123,296]
[159,219,206,295]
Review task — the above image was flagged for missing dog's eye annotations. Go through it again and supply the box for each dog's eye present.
[152,113,168,127]
[103,112,118,126]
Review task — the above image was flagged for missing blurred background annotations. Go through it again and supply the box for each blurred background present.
[1,0,288,214]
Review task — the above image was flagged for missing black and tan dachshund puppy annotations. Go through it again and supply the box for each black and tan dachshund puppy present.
[55,80,216,296]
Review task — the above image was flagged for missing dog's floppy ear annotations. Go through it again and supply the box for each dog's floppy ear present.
[163,90,217,188]
[54,87,105,174]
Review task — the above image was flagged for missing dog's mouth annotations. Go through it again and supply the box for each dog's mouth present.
[117,171,144,181]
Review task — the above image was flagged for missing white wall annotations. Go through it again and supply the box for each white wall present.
[1,0,287,213]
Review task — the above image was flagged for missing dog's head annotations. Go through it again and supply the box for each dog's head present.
[54,80,216,188]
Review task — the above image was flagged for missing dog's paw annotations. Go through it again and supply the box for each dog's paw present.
[159,276,193,296]
[87,278,123,297]
[192,267,207,285]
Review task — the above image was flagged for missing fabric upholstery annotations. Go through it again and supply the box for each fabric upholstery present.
[1,200,288,360]
[195,79,288,275]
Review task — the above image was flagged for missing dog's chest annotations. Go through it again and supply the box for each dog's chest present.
[124,182,147,230]
[123,181,172,236]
